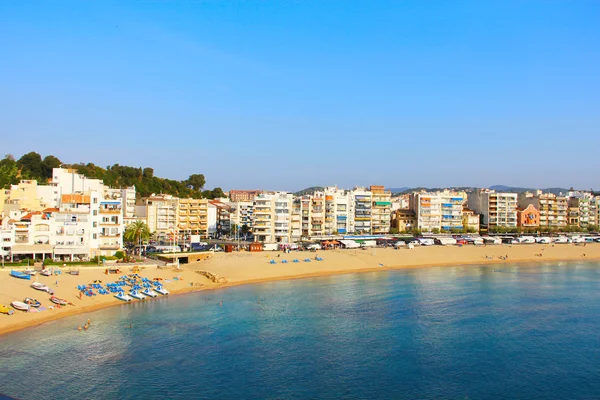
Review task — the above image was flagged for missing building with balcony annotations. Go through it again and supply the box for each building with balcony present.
[409,190,465,232]
[467,190,518,229]
[140,194,178,241]
[177,198,209,237]
[252,192,293,243]
[350,187,372,234]
[370,185,392,234]
[518,191,568,229]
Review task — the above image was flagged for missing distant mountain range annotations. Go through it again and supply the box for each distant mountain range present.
[295,185,576,196]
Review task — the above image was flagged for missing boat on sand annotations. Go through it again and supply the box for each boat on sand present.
[11,301,31,312]
[24,298,41,308]
[31,282,54,295]
[0,305,14,315]
[49,296,68,306]
[10,270,31,280]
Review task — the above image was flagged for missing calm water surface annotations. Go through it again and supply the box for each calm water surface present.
[2,262,600,399]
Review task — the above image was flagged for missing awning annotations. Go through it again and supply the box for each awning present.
[100,201,121,205]
[54,247,90,255]
[10,244,53,254]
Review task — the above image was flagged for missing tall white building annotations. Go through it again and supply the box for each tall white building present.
[253,192,293,243]
[409,190,465,232]
[467,190,517,229]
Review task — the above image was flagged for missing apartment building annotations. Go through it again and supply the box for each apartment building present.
[568,196,591,228]
[141,194,178,240]
[229,190,261,202]
[253,192,293,243]
[177,198,209,237]
[230,201,253,231]
[325,187,350,235]
[350,187,372,234]
[409,190,465,232]
[370,185,392,234]
[467,190,517,229]
[518,191,568,229]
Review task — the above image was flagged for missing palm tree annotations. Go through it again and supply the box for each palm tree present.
[124,221,151,248]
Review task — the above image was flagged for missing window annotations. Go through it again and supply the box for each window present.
[93,233,97,239]
[93,198,98,204]
[71,216,77,222]
[93,210,97,216]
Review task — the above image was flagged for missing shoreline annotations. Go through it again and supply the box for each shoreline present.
[1,244,599,337]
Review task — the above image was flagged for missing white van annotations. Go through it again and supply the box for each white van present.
[417,238,435,246]
[154,245,181,253]
[535,237,551,244]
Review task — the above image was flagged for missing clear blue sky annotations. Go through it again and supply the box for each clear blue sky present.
[1,1,599,191]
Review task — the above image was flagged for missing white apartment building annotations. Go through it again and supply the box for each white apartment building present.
[409,190,465,232]
[350,187,372,234]
[253,192,293,243]
[140,194,178,240]
[467,190,517,229]
[230,201,253,231]
[324,187,350,235]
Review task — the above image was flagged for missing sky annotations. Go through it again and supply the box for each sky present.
[1,0,599,191]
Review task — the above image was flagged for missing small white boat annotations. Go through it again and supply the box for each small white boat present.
[155,286,169,295]
[129,290,146,300]
[142,288,158,298]
[31,282,54,295]
[11,301,31,312]
[24,269,36,276]
[115,292,133,302]
[40,269,52,276]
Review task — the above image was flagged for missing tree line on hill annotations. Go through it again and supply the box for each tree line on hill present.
[0,152,225,199]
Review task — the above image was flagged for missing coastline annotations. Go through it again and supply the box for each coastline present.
[1,243,599,337]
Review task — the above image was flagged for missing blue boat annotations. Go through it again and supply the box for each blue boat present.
[10,270,31,280]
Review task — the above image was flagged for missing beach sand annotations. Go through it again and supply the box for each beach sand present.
[1,243,599,336]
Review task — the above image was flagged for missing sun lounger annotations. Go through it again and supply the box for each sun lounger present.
[304,258,311,262]
[293,259,299,263]
[281,260,288,263]
[269,260,276,264]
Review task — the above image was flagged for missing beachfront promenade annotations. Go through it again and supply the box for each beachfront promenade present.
[1,243,600,336]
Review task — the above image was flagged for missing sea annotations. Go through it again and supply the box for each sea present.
[2,262,600,399]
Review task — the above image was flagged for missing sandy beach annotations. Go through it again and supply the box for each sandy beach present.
[1,243,599,336]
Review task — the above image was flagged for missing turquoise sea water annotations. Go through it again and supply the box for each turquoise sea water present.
[2,262,600,399]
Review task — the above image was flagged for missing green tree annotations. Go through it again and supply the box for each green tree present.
[41,155,62,179]
[241,224,250,234]
[389,228,399,235]
[17,152,44,180]
[0,155,18,188]
[432,228,441,234]
[186,174,206,191]
[211,187,226,198]
[123,221,151,245]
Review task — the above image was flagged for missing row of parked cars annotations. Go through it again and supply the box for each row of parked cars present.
[394,235,600,247]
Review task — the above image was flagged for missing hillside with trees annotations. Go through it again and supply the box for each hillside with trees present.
[0,152,225,199]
